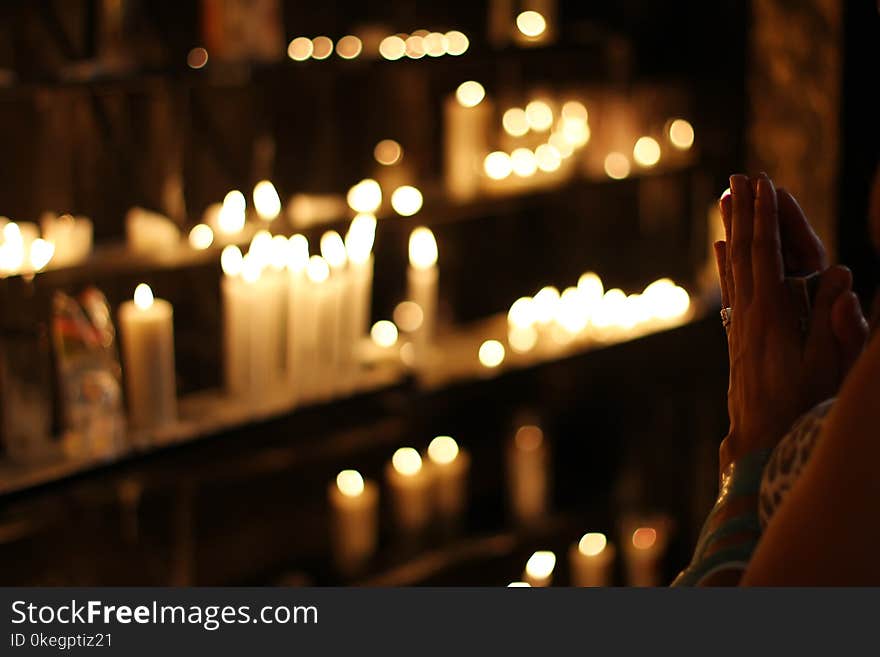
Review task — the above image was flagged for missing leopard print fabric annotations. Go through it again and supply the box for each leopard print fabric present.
[758,398,835,529]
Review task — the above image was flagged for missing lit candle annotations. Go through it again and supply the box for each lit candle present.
[507,296,539,354]
[321,231,351,394]
[345,214,377,346]
[306,255,337,401]
[221,242,284,400]
[569,532,615,587]
[286,234,310,399]
[427,435,470,523]
[212,191,247,245]
[506,425,549,525]
[622,522,668,587]
[253,180,282,223]
[125,207,180,254]
[118,283,177,431]
[40,213,93,267]
[523,550,556,587]
[385,447,433,534]
[407,227,438,363]
[444,81,492,201]
[328,469,379,575]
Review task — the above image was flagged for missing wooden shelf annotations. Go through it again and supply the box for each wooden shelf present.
[0,299,708,500]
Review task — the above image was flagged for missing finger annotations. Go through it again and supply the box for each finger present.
[831,290,868,375]
[719,195,735,307]
[777,188,827,273]
[720,188,732,241]
[729,174,754,303]
[802,266,853,407]
[752,173,784,294]
[714,241,730,307]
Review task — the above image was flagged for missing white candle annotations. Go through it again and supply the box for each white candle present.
[569,532,616,587]
[221,244,284,400]
[40,213,93,267]
[523,550,556,587]
[427,435,470,522]
[345,214,377,342]
[321,231,352,394]
[622,523,667,587]
[306,255,338,401]
[118,284,177,431]
[211,190,247,245]
[444,81,492,202]
[407,227,438,362]
[385,447,433,534]
[125,207,180,254]
[329,469,379,574]
[506,425,549,525]
[286,234,310,399]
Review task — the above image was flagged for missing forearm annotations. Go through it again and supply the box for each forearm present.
[742,335,880,585]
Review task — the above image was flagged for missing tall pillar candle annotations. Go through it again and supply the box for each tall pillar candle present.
[427,435,470,523]
[406,227,438,362]
[286,234,310,399]
[622,521,669,587]
[118,284,177,431]
[444,81,492,202]
[329,469,379,575]
[506,424,549,525]
[385,447,433,535]
[306,256,338,401]
[321,231,354,393]
[569,532,615,587]
[345,213,377,342]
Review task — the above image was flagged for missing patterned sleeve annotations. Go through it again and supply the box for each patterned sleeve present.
[671,449,771,587]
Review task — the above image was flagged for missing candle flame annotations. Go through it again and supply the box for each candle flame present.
[516,11,547,38]
[370,320,399,348]
[633,136,661,167]
[408,227,437,269]
[306,255,330,284]
[392,447,422,476]
[508,296,536,329]
[320,231,347,269]
[669,119,694,150]
[346,179,382,214]
[478,339,505,368]
[427,436,459,465]
[525,100,553,132]
[533,286,560,324]
[484,151,513,180]
[578,532,607,557]
[632,527,657,550]
[287,234,309,273]
[29,238,54,272]
[345,214,376,265]
[336,470,365,497]
[578,272,604,304]
[241,253,263,283]
[502,108,529,137]
[455,81,485,108]
[525,551,556,579]
[188,223,214,250]
[253,180,281,221]
[390,185,423,217]
[444,31,469,56]
[220,245,243,277]
[514,425,543,452]
[604,152,631,180]
[374,139,402,166]
[133,283,154,310]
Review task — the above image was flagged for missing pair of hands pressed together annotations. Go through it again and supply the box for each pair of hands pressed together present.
[713,173,868,474]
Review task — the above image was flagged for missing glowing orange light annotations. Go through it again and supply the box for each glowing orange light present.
[632,527,657,550]
[187,47,209,69]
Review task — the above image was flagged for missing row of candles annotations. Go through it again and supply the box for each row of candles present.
[470,274,692,372]
[115,213,442,430]
[330,426,548,575]
[329,425,667,586]
[445,77,697,202]
[513,520,669,588]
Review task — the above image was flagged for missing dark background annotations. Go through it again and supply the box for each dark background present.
[0,0,876,586]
